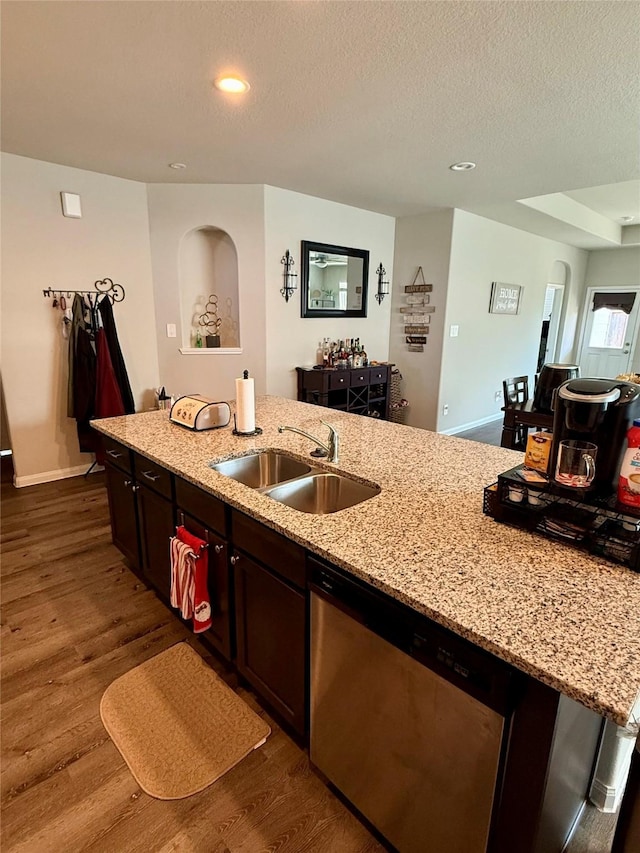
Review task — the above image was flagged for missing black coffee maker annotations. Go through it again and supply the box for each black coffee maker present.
[551,378,640,494]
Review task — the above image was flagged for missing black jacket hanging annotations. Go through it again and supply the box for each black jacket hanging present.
[98,296,135,414]
[67,294,86,418]
[73,313,99,454]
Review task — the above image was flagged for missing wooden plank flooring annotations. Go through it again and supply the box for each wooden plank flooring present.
[1,460,617,851]
[1,468,381,853]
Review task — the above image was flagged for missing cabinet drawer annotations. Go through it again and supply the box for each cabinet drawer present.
[370,366,389,383]
[175,477,227,538]
[329,371,350,391]
[350,368,370,387]
[133,453,173,499]
[102,436,133,474]
[231,510,306,590]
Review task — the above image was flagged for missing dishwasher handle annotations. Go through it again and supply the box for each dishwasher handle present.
[311,566,412,653]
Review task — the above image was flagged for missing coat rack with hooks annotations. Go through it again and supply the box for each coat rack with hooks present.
[42,277,126,305]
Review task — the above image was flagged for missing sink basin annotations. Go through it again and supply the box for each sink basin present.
[211,452,312,488]
[264,473,380,514]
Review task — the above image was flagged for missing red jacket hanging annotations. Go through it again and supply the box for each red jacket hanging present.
[95,328,125,418]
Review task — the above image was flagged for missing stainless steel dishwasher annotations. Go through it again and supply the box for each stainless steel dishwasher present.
[309,559,512,853]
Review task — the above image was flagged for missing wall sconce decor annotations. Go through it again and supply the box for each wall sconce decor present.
[375,263,390,304]
[280,250,298,302]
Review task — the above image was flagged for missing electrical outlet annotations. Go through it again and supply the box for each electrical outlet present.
[494,390,502,402]
[442,403,449,416]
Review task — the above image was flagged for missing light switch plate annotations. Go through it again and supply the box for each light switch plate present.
[449,324,459,337]
[60,192,82,218]
[166,323,177,338]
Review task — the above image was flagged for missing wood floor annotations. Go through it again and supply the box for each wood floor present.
[1,468,382,853]
[456,418,503,447]
[0,457,617,852]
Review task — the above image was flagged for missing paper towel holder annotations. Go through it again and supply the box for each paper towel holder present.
[234,369,263,436]
[232,415,263,437]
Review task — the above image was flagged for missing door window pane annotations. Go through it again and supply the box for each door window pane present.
[589,308,629,348]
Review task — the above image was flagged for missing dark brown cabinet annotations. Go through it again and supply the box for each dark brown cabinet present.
[104,461,140,570]
[296,364,392,419]
[232,510,307,735]
[136,482,174,600]
[233,549,306,735]
[133,452,174,601]
[175,477,232,661]
[102,441,309,736]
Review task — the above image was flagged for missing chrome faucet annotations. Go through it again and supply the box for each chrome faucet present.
[278,421,340,463]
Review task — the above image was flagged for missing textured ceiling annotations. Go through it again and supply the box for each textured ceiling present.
[2,1,639,243]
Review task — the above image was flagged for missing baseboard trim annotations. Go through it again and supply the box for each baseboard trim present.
[14,462,102,488]
[589,778,620,813]
[439,412,503,437]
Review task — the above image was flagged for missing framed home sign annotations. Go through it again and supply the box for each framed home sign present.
[489,282,522,315]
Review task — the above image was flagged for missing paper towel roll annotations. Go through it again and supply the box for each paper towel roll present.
[235,373,256,433]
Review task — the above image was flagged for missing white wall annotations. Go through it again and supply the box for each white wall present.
[583,247,640,372]
[263,186,396,399]
[1,154,159,485]
[389,211,454,431]
[146,184,266,402]
[438,210,588,432]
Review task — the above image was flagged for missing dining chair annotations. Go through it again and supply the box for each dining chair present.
[502,376,529,408]
[502,376,530,450]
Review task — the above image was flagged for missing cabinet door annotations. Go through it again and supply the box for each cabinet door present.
[179,511,233,660]
[233,551,306,735]
[104,462,140,570]
[137,484,174,601]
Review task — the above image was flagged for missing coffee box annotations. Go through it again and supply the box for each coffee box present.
[524,431,553,473]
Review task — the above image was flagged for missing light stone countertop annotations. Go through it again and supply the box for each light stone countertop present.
[92,395,640,729]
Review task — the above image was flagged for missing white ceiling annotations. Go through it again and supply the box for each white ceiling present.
[2,1,639,249]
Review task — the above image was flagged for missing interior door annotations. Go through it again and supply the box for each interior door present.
[546,285,564,363]
[578,287,640,377]
[537,285,565,372]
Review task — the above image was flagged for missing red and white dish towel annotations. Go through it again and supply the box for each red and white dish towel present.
[170,526,212,634]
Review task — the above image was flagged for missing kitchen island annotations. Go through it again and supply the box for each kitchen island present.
[93,395,640,852]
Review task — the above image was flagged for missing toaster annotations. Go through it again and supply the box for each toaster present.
[169,395,231,431]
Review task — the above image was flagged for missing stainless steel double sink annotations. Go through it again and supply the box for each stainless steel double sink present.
[211,451,380,514]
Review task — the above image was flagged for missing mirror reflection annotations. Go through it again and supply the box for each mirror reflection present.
[301,241,369,318]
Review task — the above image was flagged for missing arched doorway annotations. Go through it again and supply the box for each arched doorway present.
[537,261,567,372]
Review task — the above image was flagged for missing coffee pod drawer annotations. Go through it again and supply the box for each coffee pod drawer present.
[484,465,640,571]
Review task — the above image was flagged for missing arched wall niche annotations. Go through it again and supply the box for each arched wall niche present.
[178,226,240,349]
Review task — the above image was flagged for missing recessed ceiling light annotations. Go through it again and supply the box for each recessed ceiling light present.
[169,162,187,170]
[449,162,476,171]
[214,76,250,94]
[620,215,635,223]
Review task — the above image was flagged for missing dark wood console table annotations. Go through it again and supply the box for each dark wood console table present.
[296,365,393,420]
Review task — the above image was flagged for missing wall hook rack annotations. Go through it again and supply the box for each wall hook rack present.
[43,277,126,305]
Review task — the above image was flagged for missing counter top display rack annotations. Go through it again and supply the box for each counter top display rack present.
[484,465,640,571]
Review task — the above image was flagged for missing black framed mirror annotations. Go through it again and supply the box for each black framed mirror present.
[301,241,369,318]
